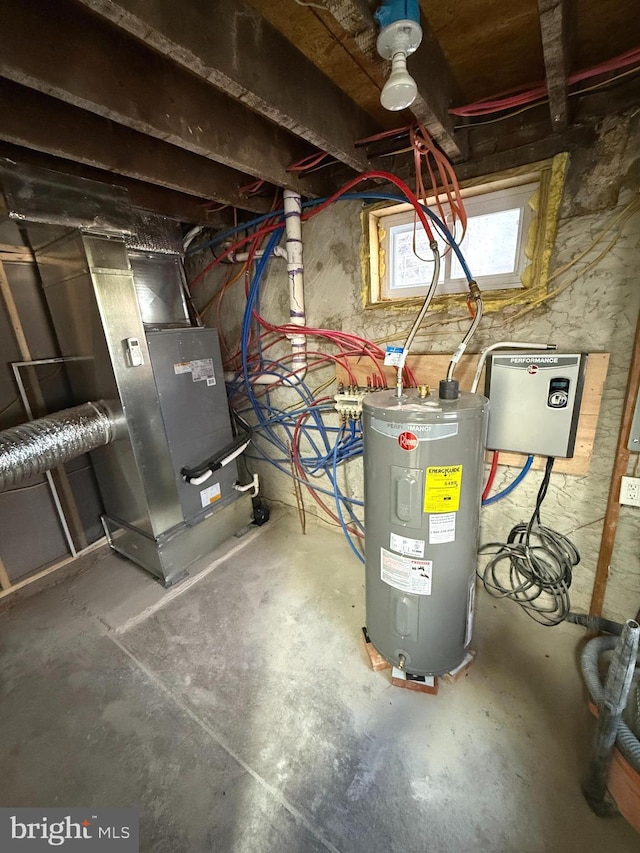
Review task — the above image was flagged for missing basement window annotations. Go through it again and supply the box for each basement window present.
[366,157,566,307]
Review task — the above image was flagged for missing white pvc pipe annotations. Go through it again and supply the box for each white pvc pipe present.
[230,190,307,387]
[283,189,307,375]
[227,247,287,263]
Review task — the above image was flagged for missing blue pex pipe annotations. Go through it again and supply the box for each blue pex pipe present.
[188,193,474,284]
[482,456,534,506]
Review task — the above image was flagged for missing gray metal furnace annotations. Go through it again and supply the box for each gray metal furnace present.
[363,388,488,676]
[31,228,251,586]
[0,162,255,587]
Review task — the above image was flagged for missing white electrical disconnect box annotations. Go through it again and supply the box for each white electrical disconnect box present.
[484,352,588,458]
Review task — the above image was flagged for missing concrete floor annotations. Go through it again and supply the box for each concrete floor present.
[0,509,637,852]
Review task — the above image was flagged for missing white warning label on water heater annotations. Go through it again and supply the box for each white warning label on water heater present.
[380,547,432,595]
[389,532,425,558]
[429,512,456,544]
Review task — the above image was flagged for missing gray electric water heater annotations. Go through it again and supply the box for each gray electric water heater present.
[363,388,488,676]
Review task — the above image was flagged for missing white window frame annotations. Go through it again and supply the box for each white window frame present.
[365,158,568,310]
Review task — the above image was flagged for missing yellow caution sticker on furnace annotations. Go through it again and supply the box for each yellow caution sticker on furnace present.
[423,465,462,513]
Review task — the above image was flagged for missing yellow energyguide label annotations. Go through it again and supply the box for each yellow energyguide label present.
[424,465,463,513]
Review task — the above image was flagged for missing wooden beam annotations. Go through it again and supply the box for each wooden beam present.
[409,26,466,161]
[0,555,11,590]
[0,79,272,215]
[245,0,392,127]
[0,141,234,228]
[75,0,375,171]
[0,0,333,197]
[320,0,464,160]
[537,0,570,131]
[377,119,595,185]
[590,310,640,617]
[452,124,594,181]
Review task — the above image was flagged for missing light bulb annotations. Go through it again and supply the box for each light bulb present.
[380,51,418,111]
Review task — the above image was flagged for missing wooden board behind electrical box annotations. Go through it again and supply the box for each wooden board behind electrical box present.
[336,352,609,476]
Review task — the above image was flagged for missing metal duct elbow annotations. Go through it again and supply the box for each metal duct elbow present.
[0,401,120,492]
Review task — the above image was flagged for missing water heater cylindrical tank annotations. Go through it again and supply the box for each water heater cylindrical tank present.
[363,388,488,676]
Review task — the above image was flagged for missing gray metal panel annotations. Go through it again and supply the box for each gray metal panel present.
[146,328,239,524]
[0,479,69,580]
[103,493,252,586]
[129,252,189,327]
[363,389,488,676]
[485,352,587,458]
[5,260,60,361]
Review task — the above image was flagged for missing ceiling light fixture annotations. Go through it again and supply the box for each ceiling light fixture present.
[375,1,423,112]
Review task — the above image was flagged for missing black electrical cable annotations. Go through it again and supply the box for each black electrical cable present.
[478,457,581,626]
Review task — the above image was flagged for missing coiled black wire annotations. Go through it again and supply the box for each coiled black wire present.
[478,457,581,626]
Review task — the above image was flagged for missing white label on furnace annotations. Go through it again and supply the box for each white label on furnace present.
[429,512,456,544]
[389,532,425,558]
[200,482,221,508]
[174,362,192,375]
[380,547,432,595]
[191,358,215,382]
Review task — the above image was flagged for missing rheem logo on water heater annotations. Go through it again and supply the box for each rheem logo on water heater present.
[398,431,418,451]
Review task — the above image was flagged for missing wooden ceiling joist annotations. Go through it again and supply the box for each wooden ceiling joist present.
[318,0,464,160]
[409,27,466,161]
[0,80,273,215]
[537,0,570,131]
[0,0,334,199]
[74,0,376,172]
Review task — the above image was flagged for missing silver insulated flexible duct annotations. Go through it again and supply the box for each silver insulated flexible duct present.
[0,401,118,491]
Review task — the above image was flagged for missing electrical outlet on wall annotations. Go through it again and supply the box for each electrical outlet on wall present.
[620,476,640,507]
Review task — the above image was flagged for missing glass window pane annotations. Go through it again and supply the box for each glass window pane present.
[389,222,445,290]
[450,208,521,280]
